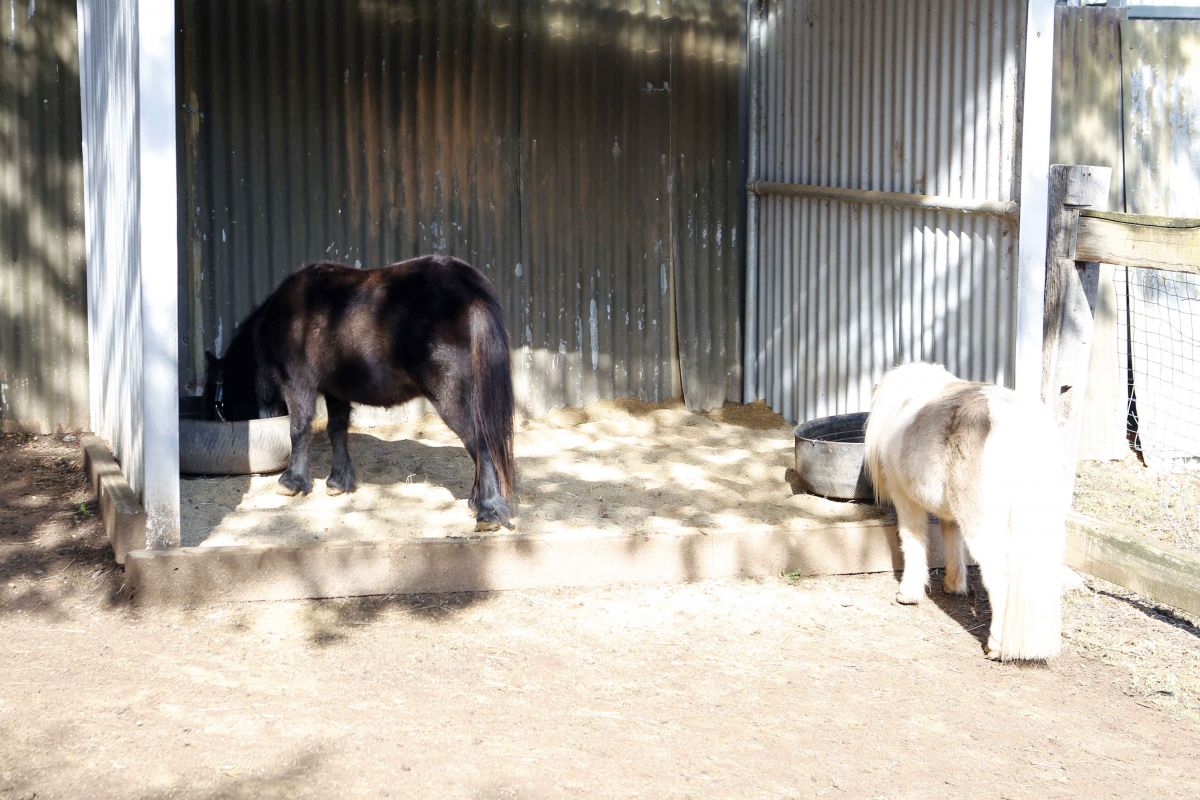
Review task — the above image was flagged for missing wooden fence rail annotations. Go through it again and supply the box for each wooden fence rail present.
[1046,166,1200,619]
[1074,210,1200,275]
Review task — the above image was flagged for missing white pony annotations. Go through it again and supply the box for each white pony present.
[864,363,1067,661]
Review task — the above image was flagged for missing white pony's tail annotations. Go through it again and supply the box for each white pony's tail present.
[983,395,1067,661]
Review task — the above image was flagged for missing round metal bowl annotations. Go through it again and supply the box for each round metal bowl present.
[793,411,874,502]
[179,397,291,476]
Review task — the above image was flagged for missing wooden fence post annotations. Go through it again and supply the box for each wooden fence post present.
[1041,164,1112,497]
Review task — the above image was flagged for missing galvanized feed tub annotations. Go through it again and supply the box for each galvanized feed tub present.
[792,411,874,502]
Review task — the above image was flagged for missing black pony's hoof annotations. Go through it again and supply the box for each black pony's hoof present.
[474,497,514,532]
[278,471,312,496]
[325,472,357,496]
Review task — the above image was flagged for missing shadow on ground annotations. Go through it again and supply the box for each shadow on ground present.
[0,434,125,618]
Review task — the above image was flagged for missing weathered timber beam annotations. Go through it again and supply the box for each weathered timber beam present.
[747,181,1018,219]
[1067,512,1200,619]
[1075,210,1200,274]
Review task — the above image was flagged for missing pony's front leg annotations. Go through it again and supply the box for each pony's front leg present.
[278,386,316,496]
[970,537,1008,660]
[893,496,932,605]
[324,395,357,495]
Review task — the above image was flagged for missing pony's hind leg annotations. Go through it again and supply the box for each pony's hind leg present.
[893,496,932,605]
[325,395,357,495]
[278,385,317,496]
[940,519,970,596]
[430,394,509,532]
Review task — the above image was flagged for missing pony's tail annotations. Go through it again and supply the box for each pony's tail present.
[986,402,1067,661]
[468,298,517,510]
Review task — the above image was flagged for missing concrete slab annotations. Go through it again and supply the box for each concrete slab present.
[81,435,146,564]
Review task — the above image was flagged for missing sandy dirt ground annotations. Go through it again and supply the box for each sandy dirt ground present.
[2,431,1200,799]
[181,400,882,547]
[1074,453,1200,556]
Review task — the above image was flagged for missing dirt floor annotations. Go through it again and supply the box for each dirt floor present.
[4,431,1200,800]
[1074,453,1200,556]
[181,400,880,547]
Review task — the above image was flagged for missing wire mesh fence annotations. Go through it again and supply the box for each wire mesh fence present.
[1114,265,1200,472]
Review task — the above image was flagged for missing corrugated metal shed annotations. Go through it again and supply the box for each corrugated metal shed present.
[0,0,88,433]
[669,4,745,410]
[177,0,743,416]
[749,0,1025,424]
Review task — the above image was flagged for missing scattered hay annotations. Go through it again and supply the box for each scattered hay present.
[1073,454,1200,556]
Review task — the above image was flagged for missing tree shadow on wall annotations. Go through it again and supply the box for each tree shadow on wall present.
[0,0,89,434]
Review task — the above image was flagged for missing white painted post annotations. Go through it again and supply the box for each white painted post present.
[743,2,764,403]
[138,0,181,548]
[1014,0,1056,396]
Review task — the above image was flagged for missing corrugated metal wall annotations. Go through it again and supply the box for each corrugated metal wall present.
[0,0,88,433]
[518,0,674,410]
[749,0,1025,424]
[77,0,144,493]
[670,3,745,410]
[1051,6,1124,210]
[177,0,743,416]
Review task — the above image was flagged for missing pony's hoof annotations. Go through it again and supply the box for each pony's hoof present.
[325,476,356,496]
[942,578,969,596]
[278,472,312,496]
[474,518,502,533]
[985,636,1003,660]
[895,589,924,605]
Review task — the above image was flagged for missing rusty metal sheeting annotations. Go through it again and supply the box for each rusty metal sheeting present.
[0,0,88,433]
[178,0,743,415]
[749,0,1024,424]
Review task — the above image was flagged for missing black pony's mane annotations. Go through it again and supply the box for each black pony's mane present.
[210,299,283,419]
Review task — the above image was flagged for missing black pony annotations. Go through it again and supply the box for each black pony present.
[203,255,515,531]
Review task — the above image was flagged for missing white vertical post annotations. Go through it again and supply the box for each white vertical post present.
[138,0,180,547]
[743,2,763,403]
[1014,0,1055,396]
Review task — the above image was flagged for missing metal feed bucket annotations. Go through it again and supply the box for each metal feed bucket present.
[792,412,875,502]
